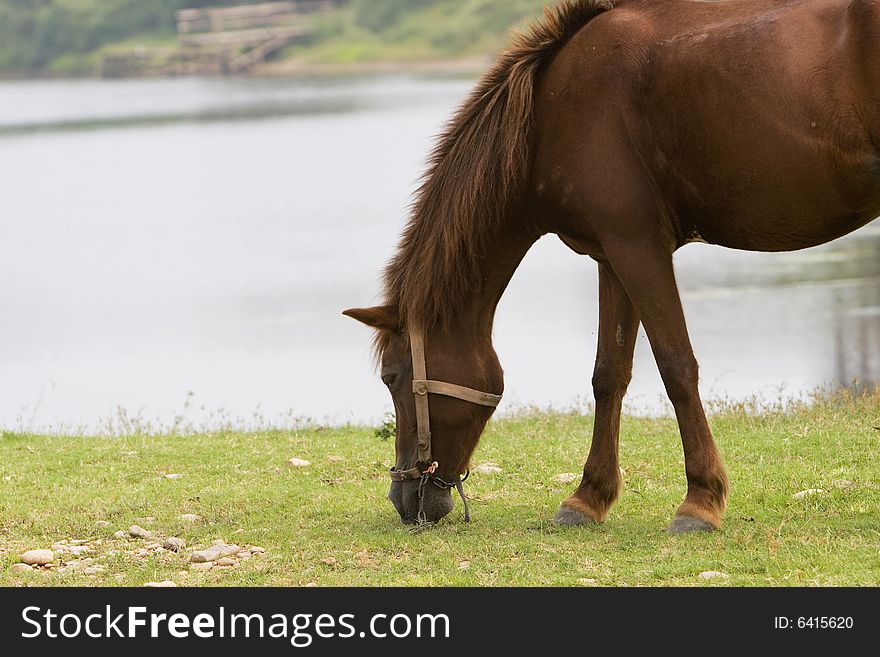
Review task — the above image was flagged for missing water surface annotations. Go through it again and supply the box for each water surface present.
[1,75,878,433]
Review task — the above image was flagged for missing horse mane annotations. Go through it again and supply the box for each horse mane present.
[380,0,613,341]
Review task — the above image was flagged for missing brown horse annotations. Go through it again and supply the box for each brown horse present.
[344,0,880,531]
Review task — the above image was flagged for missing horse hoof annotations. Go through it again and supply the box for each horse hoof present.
[667,515,717,534]
[554,507,597,526]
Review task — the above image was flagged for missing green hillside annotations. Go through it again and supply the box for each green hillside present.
[0,0,555,77]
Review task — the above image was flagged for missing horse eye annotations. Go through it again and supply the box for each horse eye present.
[381,374,397,388]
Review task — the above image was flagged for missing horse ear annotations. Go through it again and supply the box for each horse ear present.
[342,305,399,331]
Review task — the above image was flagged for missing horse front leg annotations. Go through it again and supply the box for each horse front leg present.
[556,262,639,525]
[602,238,729,533]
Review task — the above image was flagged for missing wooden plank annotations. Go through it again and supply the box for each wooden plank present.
[227,33,298,73]
[178,25,308,48]
[176,1,339,34]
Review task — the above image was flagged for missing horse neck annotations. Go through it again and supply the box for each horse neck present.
[435,220,539,346]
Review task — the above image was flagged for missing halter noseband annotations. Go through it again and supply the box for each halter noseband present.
[388,327,502,526]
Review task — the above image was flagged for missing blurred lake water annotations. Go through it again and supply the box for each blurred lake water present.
[1,75,879,433]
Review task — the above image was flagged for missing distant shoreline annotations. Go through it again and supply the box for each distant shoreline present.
[0,56,491,83]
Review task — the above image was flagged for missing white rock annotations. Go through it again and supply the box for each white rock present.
[287,458,311,468]
[84,566,106,575]
[792,488,824,499]
[143,581,177,588]
[250,546,266,554]
[67,545,90,557]
[215,557,236,567]
[163,537,186,552]
[553,473,579,485]
[577,578,598,586]
[180,513,203,523]
[212,539,226,546]
[191,562,214,571]
[473,463,502,475]
[11,563,34,574]
[164,473,184,480]
[238,550,252,559]
[191,544,240,563]
[128,525,153,539]
[113,530,127,539]
[699,571,729,580]
[20,549,55,565]
[95,521,111,528]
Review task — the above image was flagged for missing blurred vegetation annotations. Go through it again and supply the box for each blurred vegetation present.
[0,0,241,74]
[0,0,557,76]
[302,0,550,65]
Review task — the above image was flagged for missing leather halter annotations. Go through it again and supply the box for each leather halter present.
[388,327,502,527]
[388,327,502,484]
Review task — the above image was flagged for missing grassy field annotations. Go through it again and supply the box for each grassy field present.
[1,392,878,587]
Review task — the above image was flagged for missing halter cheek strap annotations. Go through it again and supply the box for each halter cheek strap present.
[388,326,503,525]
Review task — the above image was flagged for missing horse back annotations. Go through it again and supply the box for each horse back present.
[532,0,880,253]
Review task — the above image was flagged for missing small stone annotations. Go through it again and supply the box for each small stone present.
[113,530,126,539]
[51,543,67,552]
[191,562,214,571]
[95,521,111,528]
[164,473,184,480]
[163,537,186,552]
[287,458,311,468]
[143,581,177,587]
[458,560,470,570]
[178,571,189,577]
[180,514,203,523]
[473,463,502,475]
[320,557,337,566]
[250,546,266,554]
[67,545,90,557]
[212,539,226,546]
[699,571,729,580]
[792,488,824,499]
[191,544,240,563]
[11,563,34,574]
[238,550,252,559]
[128,525,153,539]
[215,557,236,567]
[577,578,598,586]
[553,473,579,485]
[84,566,106,575]
[304,582,317,587]
[21,549,55,566]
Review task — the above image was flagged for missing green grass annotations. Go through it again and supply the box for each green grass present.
[1,392,878,587]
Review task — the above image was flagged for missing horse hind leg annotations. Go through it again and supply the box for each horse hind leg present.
[556,262,639,525]
[602,237,729,533]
